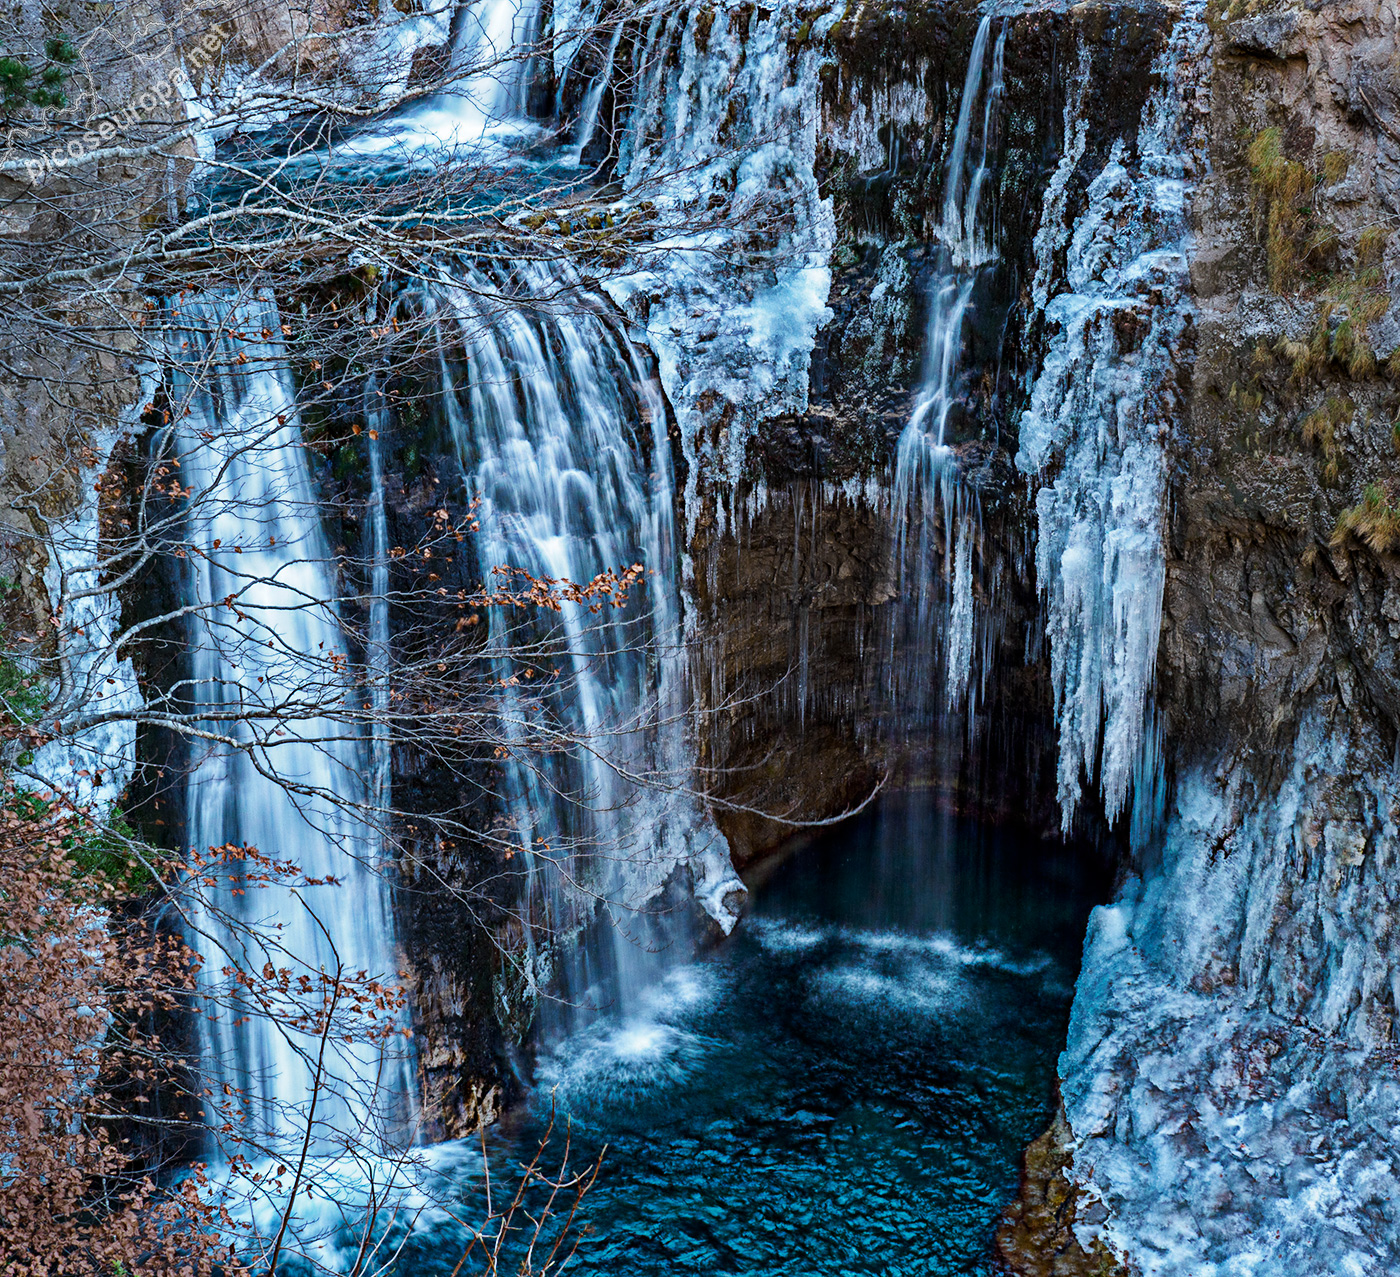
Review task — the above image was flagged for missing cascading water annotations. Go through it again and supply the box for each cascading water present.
[348,0,543,155]
[446,0,540,126]
[424,261,743,1038]
[565,20,624,167]
[891,16,1006,722]
[157,2,745,1181]
[165,295,414,1155]
[85,1,1235,1270]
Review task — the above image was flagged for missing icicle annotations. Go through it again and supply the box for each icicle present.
[1017,3,1206,831]
[946,527,974,711]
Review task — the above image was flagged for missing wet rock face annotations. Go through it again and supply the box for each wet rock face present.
[993,1104,1129,1277]
[302,351,526,1141]
[692,2,1179,868]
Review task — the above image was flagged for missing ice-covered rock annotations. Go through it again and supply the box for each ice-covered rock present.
[25,410,143,815]
[604,0,836,539]
[1062,721,1400,1273]
[1016,0,1208,832]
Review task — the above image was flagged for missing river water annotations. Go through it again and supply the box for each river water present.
[384,796,1110,1276]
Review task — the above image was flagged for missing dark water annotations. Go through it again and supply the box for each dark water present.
[426,799,1109,1277]
[289,800,1108,1275]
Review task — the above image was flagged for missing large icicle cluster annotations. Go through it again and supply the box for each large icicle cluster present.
[27,415,143,812]
[604,0,836,537]
[1016,3,1207,831]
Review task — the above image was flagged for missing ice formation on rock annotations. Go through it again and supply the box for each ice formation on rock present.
[604,0,836,538]
[26,417,143,812]
[1016,1,1207,832]
[1063,717,1400,1274]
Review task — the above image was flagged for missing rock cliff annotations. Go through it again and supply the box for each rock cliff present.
[1055,2,1400,1271]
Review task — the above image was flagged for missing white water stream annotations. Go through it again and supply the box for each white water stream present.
[891,16,1006,722]
[169,1,741,1168]
[428,260,741,1037]
[167,295,414,1156]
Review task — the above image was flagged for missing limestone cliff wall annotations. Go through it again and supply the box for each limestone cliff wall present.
[681,0,1177,869]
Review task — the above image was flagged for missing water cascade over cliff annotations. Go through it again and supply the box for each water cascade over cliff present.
[164,295,416,1154]
[424,260,742,1038]
[891,14,1005,725]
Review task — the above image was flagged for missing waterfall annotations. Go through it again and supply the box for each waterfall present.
[165,294,414,1155]
[891,16,1006,723]
[425,260,742,1038]
[366,377,394,817]
[565,20,624,167]
[348,0,543,154]
[446,0,541,126]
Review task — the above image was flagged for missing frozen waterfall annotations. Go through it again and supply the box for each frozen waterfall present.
[1016,2,1204,835]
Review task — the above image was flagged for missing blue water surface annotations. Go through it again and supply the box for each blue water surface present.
[290,800,1109,1276]
[456,799,1110,1277]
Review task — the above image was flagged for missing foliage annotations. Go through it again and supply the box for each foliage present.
[1247,127,1329,293]
[6,788,156,895]
[0,784,242,1277]
[0,34,77,114]
[0,649,45,728]
[1318,263,1392,378]
[1246,129,1396,381]
[1299,395,1352,484]
[1331,483,1400,555]
[0,579,47,739]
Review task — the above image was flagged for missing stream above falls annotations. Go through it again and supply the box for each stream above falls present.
[375,796,1113,1275]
